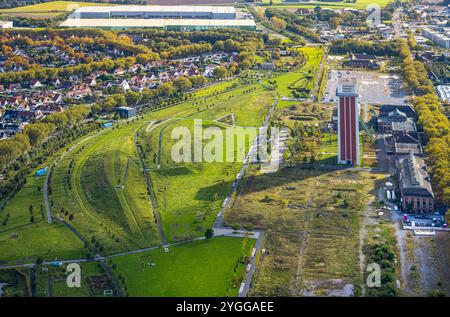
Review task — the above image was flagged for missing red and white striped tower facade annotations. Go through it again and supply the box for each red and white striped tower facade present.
[337,78,360,166]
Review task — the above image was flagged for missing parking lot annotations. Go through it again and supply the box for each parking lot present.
[323,69,410,105]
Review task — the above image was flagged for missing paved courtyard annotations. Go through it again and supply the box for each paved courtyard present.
[323,69,410,105]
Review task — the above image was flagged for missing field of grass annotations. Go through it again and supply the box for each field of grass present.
[0,166,86,264]
[51,120,161,255]
[261,0,394,10]
[263,46,323,98]
[276,102,333,128]
[111,236,254,296]
[0,78,273,264]
[227,167,381,295]
[0,1,111,18]
[0,1,110,12]
[142,85,274,242]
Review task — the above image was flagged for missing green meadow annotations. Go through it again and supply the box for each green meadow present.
[112,236,254,297]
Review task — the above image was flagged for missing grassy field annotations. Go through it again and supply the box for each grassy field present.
[0,1,111,18]
[262,0,394,10]
[276,102,333,128]
[0,166,86,264]
[0,78,273,264]
[111,236,254,296]
[142,84,274,242]
[263,46,323,98]
[227,167,382,296]
[51,120,161,255]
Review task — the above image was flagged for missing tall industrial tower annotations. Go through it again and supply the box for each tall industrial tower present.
[337,78,360,166]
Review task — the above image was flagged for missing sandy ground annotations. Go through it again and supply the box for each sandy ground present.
[399,230,450,296]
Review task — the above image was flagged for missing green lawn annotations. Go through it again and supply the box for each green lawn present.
[51,120,161,255]
[0,79,274,262]
[143,86,273,242]
[151,121,248,242]
[112,236,254,297]
[0,166,86,263]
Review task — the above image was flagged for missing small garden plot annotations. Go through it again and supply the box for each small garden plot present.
[111,236,254,297]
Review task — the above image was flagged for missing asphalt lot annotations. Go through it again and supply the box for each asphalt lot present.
[323,69,410,105]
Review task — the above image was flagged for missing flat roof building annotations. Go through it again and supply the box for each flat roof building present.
[70,5,236,20]
[61,5,255,31]
[422,28,450,48]
[116,106,136,119]
[59,18,256,31]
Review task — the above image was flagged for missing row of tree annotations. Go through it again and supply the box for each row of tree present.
[330,39,400,56]
[399,39,450,206]
[0,106,90,171]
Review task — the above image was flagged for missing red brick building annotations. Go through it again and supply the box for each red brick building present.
[397,152,434,213]
[337,78,360,165]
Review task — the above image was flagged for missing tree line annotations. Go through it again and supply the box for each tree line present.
[0,106,90,171]
[330,39,400,57]
[398,38,450,206]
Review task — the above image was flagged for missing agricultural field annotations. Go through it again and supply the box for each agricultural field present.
[227,167,382,296]
[111,236,254,297]
[0,1,110,18]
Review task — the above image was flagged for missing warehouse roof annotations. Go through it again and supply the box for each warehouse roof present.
[72,5,235,14]
[59,18,255,28]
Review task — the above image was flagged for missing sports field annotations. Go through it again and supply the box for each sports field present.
[112,236,254,296]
